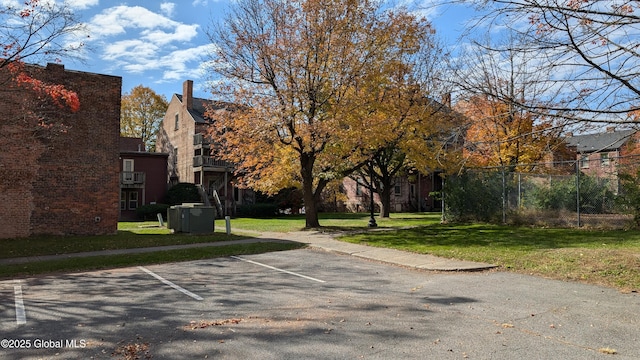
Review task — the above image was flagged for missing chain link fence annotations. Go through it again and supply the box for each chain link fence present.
[442,155,640,228]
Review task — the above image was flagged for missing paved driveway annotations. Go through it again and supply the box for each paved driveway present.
[1,248,638,359]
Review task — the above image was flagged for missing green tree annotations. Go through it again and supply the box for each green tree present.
[121,85,168,151]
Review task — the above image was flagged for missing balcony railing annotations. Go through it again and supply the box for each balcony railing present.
[194,133,211,146]
[120,172,145,186]
[193,155,230,168]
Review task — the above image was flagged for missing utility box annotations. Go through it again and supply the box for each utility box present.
[167,203,215,234]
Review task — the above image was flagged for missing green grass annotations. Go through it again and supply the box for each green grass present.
[228,212,441,232]
[0,221,248,259]
[335,220,640,292]
[0,242,303,279]
[3,213,640,292]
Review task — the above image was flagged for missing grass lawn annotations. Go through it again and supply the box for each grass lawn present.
[1,222,250,259]
[0,242,302,279]
[326,214,640,293]
[2,213,639,293]
[0,220,301,279]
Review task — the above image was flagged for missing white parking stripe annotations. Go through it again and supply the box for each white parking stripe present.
[14,283,26,325]
[231,256,326,283]
[137,266,203,301]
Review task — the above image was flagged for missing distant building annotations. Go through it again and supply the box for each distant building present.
[119,137,169,221]
[341,172,443,213]
[0,63,121,238]
[155,80,254,216]
[565,127,637,178]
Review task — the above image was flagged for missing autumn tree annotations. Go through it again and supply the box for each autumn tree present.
[1,0,85,124]
[462,0,640,123]
[449,35,569,171]
[121,85,168,151]
[207,0,437,227]
[350,31,461,219]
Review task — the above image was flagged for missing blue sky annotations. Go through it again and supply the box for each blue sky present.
[51,0,476,102]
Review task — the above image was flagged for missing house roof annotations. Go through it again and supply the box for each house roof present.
[565,129,636,153]
[175,94,235,124]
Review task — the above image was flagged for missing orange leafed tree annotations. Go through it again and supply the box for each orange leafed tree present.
[456,95,564,171]
[466,0,640,123]
[207,0,436,227]
[1,0,85,120]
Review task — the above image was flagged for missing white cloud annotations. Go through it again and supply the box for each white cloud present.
[103,39,160,62]
[192,0,208,6]
[65,0,99,10]
[81,3,213,87]
[88,6,193,38]
[160,2,176,17]
[141,23,199,46]
[86,5,202,71]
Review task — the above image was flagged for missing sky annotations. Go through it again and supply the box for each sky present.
[44,0,477,102]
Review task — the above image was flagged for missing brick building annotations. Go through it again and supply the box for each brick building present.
[119,137,169,221]
[0,63,122,238]
[565,127,637,176]
[156,80,254,217]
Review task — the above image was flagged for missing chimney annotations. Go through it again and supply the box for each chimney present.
[46,63,65,72]
[183,80,193,110]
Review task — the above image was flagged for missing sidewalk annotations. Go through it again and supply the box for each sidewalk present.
[0,230,496,271]
[260,230,496,271]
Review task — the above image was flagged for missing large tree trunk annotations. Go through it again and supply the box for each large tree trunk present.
[379,184,392,218]
[300,152,321,228]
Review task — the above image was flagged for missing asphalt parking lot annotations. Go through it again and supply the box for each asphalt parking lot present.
[1,247,639,359]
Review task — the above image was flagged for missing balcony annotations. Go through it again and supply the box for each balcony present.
[193,155,230,169]
[193,133,211,148]
[120,172,145,187]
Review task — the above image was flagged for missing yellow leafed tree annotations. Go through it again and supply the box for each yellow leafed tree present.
[206,0,437,227]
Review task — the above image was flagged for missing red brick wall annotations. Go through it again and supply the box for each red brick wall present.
[0,63,122,238]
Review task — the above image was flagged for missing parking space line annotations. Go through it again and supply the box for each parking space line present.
[137,266,203,301]
[230,256,326,283]
[14,282,26,325]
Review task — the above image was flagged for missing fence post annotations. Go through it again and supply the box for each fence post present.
[576,161,581,227]
[502,169,506,224]
[517,173,522,209]
[441,175,445,223]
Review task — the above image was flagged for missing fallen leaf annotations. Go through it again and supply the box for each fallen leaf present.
[598,347,617,355]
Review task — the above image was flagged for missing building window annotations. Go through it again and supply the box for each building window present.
[122,159,134,183]
[174,113,179,130]
[128,191,139,210]
[580,155,589,169]
[394,184,401,196]
[601,153,610,167]
[356,181,363,196]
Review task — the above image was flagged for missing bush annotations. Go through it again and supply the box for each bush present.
[166,183,201,205]
[237,203,279,218]
[136,204,170,221]
[444,171,504,222]
[527,173,615,213]
[617,170,640,227]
